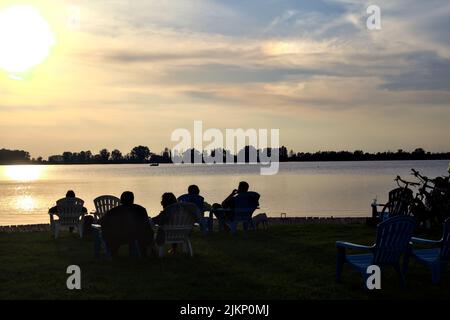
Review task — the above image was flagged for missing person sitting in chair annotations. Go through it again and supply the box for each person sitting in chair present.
[178,185,204,212]
[213,181,260,227]
[178,185,207,232]
[98,191,153,257]
[152,192,199,254]
[48,190,87,215]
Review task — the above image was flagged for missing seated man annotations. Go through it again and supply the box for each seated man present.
[178,185,207,232]
[49,190,88,215]
[98,191,153,257]
[178,185,205,213]
[214,181,260,224]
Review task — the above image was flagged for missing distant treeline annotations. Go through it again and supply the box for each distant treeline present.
[0,146,449,165]
[0,148,31,164]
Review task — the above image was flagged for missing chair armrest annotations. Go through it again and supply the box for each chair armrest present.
[411,237,441,245]
[336,241,373,250]
[91,224,102,230]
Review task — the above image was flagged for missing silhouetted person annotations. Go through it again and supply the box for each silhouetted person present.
[178,185,204,212]
[178,185,207,232]
[99,191,153,257]
[213,181,260,223]
[48,190,88,214]
[152,192,199,254]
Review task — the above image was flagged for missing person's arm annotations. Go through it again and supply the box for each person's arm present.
[49,206,57,214]
[221,190,237,208]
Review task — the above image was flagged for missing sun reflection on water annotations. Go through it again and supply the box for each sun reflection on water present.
[15,195,36,211]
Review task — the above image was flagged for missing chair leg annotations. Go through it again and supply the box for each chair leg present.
[230,222,237,235]
[431,263,441,284]
[186,239,193,257]
[158,246,165,258]
[54,224,60,239]
[336,248,345,282]
[393,264,406,288]
[78,223,83,239]
[93,229,101,258]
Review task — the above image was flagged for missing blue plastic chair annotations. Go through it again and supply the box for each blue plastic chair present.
[409,218,450,284]
[336,216,416,287]
[224,192,260,235]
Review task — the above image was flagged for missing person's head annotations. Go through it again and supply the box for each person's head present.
[237,181,249,193]
[161,192,177,208]
[120,191,134,205]
[188,184,200,195]
[66,190,76,198]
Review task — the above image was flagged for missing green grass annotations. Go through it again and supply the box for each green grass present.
[0,224,448,299]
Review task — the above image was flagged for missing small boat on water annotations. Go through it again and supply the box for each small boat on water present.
[149,163,159,166]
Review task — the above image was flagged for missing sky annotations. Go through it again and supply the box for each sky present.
[0,0,449,158]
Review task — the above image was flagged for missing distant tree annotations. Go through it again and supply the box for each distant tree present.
[131,146,151,163]
[111,149,123,162]
[99,149,110,163]
[413,148,426,155]
[62,152,73,163]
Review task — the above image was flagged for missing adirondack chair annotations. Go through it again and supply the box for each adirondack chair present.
[155,202,196,257]
[49,197,86,239]
[373,188,414,221]
[177,193,208,234]
[223,192,260,235]
[93,195,120,220]
[409,218,450,283]
[92,224,141,260]
[336,216,416,287]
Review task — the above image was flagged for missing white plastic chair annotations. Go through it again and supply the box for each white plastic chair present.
[156,202,196,257]
[93,195,120,220]
[50,197,85,239]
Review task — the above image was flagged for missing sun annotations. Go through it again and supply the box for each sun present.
[0,5,55,75]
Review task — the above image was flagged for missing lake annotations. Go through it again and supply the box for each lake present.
[0,160,448,226]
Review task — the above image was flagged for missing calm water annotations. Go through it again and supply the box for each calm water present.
[0,160,448,226]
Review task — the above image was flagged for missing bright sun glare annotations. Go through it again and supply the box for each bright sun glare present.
[0,5,55,75]
[5,165,44,182]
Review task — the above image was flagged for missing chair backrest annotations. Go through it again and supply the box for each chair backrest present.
[94,195,121,218]
[233,192,260,221]
[177,194,204,216]
[56,197,85,226]
[373,216,416,265]
[160,202,196,242]
[440,218,450,260]
[388,188,414,216]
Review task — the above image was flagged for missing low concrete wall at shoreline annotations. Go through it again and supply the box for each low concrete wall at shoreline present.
[0,217,367,233]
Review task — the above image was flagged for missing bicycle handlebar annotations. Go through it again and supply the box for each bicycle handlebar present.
[395,175,420,187]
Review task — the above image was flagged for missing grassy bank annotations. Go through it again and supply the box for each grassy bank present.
[0,224,448,299]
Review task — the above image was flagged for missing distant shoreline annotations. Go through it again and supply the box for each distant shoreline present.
[1,158,450,166]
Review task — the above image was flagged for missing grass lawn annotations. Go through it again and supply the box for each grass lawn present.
[0,223,448,299]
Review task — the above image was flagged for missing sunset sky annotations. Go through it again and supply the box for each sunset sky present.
[0,0,449,158]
